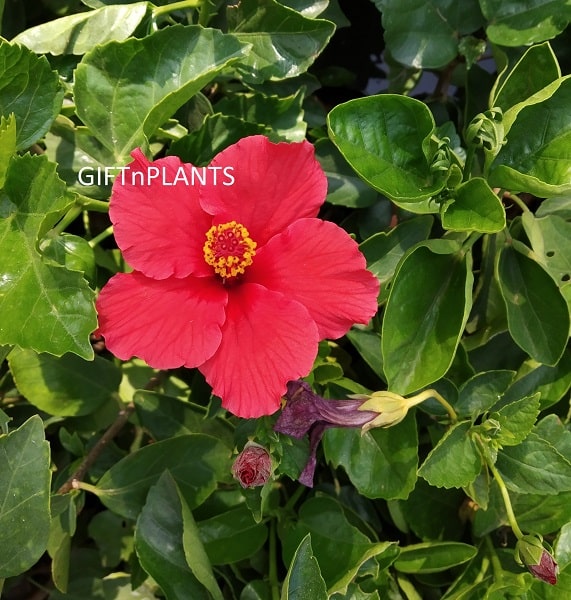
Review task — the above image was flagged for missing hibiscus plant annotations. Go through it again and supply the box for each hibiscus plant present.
[1,0,571,599]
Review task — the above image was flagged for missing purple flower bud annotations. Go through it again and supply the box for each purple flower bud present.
[232,442,272,488]
[515,534,558,585]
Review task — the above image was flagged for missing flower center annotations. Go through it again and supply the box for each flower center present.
[203,221,257,279]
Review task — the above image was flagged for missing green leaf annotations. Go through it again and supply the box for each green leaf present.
[496,432,571,495]
[382,241,473,395]
[394,542,477,573]
[95,434,231,519]
[197,505,267,565]
[48,494,78,593]
[492,42,561,111]
[87,510,132,569]
[280,496,398,594]
[489,76,571,197]
[345,329,384,380]
[40,233,96,283]
[75,25,249,162]
[227,0,335,83]
[360,216,433,286]
[281,534,328,600]
[134,471,222,600]
[441,178,506,233]
[522,211,571,288]
[419,421,482,489]
[491,393,541,447]
[375,0,484,68]
[0,39,63,150]
[8,348,121,417]
[0,416,51,578]
[328,95,445,204]
[0,114,16,188]
[13,2,149,55]
[0,154,96,358]
[497,242,569,365]
[480,0,571,46]
[323,413,418,499]
[455,370,516,418]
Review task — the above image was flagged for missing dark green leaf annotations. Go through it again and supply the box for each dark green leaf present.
[394,542,477,574]
[441,178,506,233]
[0,416,50,578]
[419,421,482,489]
[134,471,222,600]
[197,505,267,565]
[0,154,96,358]
[496,432,571,494]
[0,39,63,150]
[75,26,249,162]
[95,434,232,519]
[455,370,516,418]
[497,242,569,365]
[323,413,418,499]
[328,95,445,204]
[227,0,335,83]
[480,0,571,46]
[382,241,473,394]
[48,494,78,593]
[87,510,132,569]
[281,535,328,600]
[9,348,120,416]
[375,0,484,68]
[13,2,149,55]
[345,329,384,380]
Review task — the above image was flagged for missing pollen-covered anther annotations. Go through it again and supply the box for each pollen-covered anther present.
[203,221,257,279]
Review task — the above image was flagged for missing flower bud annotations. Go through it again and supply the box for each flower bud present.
[354,390,428,432]
[515,534,558,585]
[232,442,272,488]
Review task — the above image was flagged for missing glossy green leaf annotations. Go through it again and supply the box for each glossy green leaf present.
[394,542,477,573]
[280,496,397,593]
[375,0,484,68]
[40,234,96,283]
[328,95,445,204]
[134,390,234,447]
[455,370,516,418]
[95,434,232,519]
[0,114,16,188]
[0,416,50,578]
[491,393,541,447]
[441,178,506,233]
[75,26,249,162]
[480,0,571,46]
[534,414,571,458]
[496,432,571,494]
[522,211,571,287]
[323,413,418,499]
[0,39,63,150]
[345,329,384,379]
[489,76,571,197]
[315,138,379,208]
[8,348,120,417]
[492,42,561,111]
[13,2,149,55]
[497,242,569,365]
[382,241,473,395]
[281,535,328,600]
[419,421,482,489]
[135,471,222,600]
[227,0,335,83]
[360,216,433,285]
[0,153,96,358]
[197,505,267,565]
[279,0,329,18]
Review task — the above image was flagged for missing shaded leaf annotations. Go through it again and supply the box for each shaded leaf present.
[394,541,477,573]
[455,370,516,418]
[281,534,328,600]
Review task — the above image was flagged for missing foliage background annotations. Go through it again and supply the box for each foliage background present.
[1,0,571,598]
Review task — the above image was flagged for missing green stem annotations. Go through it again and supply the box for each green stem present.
[88,225,114,248]
[412,389,458,423]
[74,193,110,213]
[52,205,83,236]
[72,480,100,495]
[484,535,505,583]
[198,0,216,26]
[476,436,524,539]
[153,0,202,18]
[463,145,476,181]
[283,482,305,512]
[269,519,280,600]
[506,192,531,214]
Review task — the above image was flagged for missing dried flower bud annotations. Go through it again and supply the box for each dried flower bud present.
[232,442,272,488]
[515,534,558,585]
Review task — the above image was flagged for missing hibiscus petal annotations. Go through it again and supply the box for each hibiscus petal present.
[199,135,327,246]
[200,283,319,418]
[96,272,227,369]
[246,218,379,339]
[110,149,212,279]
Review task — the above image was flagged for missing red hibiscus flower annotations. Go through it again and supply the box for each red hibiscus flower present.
[96,135,379,417]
